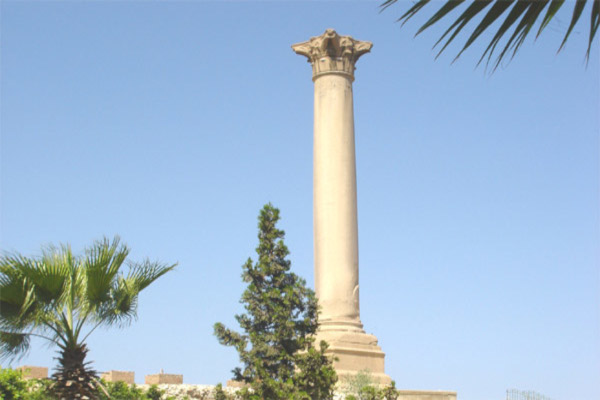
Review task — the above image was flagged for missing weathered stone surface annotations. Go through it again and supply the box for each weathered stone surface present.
[145,373,183,384]
[292,28,372,81]
[17,365,48,380]
[101,370,135,384]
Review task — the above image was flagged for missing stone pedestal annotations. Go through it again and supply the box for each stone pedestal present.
[293,29,390,384]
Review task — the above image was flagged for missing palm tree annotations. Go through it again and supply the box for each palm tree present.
[381,0,599,70]
[0,236,176,399]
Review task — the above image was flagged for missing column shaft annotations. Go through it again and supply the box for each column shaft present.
[313,74,361,327]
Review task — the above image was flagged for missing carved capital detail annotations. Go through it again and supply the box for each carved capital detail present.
[292,29,372,81]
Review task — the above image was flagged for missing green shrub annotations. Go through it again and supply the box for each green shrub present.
[342,372,399,400]
[214,383,232,400]
[0,368,28,399]
[96,380,144,399]
[0,369,54,400]
[24,379,54,400]
[145,384,164,400]
[95,380,173,400]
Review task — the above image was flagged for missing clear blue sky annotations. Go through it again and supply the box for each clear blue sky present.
[1,2,598,400]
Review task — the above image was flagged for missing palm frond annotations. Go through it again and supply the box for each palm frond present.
[589,0,600,57]
[433,0,494,58]
[83,236,129,310]
[453,0,516,61]
[89,259,175,329]
[477,1,535,67]
[0,261,39,329]
[416,0,466,35]
[387,0,431,23]
[14,250,70,307]
[537,0,565,38]
[96,276,139,328]
[0,331,31,361]
[559,0,587,52]
[382,0,600,68]
[480,1,550,71]
[126,259,176,292]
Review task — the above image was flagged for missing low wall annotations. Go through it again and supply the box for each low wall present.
[145,373,183,385]
[397,390,457,400]
[137,384,236,399]
[136,385,456,400]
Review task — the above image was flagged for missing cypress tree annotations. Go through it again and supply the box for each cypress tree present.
[214,204,337,400]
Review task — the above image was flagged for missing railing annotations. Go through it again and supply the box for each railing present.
[506,388,554,400]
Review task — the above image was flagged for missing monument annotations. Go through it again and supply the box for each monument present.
[292,29,390,384]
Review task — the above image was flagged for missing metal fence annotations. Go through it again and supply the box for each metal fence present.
[506,389,554,400]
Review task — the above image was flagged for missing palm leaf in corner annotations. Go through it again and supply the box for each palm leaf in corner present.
[381,0,600,70]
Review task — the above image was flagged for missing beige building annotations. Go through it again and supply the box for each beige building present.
[101,370,135,384]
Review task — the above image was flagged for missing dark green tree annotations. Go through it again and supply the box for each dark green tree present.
[0,236,175,399]
[381,0,599,70]
[214,204,337,400]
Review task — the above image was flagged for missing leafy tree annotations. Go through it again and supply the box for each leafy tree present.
[0,367,54,400]
[0,367,27,399]
[214,204,337,400]
[0,236,176,399]
[381,0,599,70]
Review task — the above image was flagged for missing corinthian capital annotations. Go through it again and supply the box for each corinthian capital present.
[292,29,372,81]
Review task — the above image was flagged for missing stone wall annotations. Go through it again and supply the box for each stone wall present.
[17,366,48,380]
[136,385,456,400]
[145,373,184,385]
[100,370,135,384]
[396,390,457,400]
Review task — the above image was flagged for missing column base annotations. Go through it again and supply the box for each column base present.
[316,321,391,385]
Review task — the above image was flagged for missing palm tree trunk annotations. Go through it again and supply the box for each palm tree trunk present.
[51,343,98,400]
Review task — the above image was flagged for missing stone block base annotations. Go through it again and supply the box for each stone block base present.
[145,373,183,385]
[396,390,457,400]
[316,328,391,385]
[17,366,48,380]
[101,370,135,384]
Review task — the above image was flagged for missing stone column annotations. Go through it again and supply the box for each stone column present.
[293,29,390,384]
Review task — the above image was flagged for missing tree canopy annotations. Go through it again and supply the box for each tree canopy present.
[214,204,337,400]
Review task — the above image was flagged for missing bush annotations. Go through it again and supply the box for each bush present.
[0,368,54,400]
[23,379,54,400]
[0,368,27,399]
[96,380,175,400]
[342,371,399,400]
[96,380,143,399]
